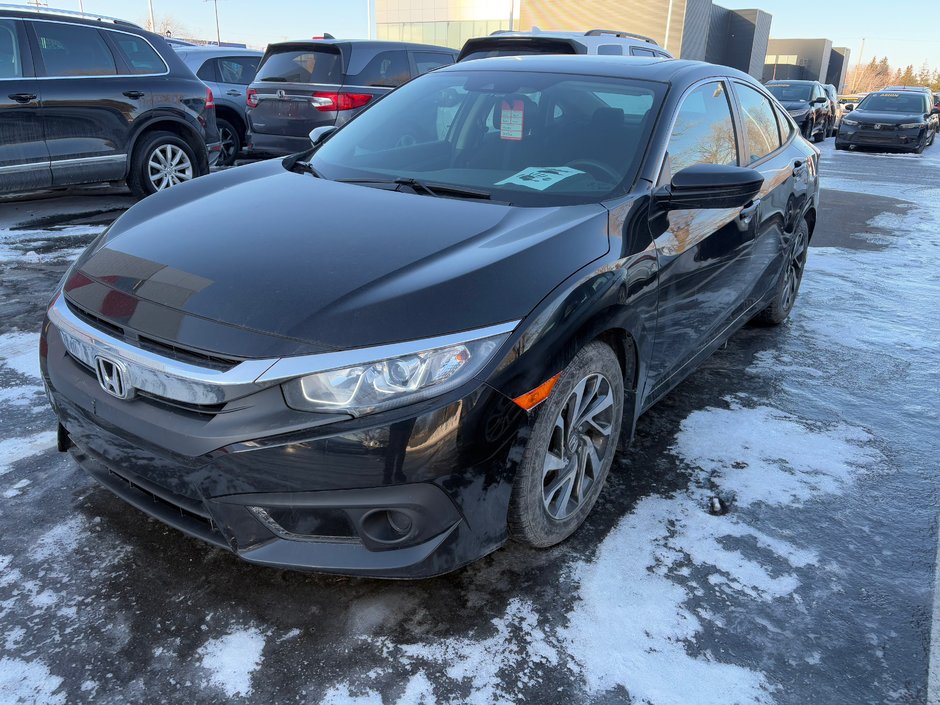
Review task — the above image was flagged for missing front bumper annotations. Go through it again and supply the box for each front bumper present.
[836,124,925,150]
[41,316,529,578]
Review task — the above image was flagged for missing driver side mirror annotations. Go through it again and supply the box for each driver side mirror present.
[844,104,854,112]
[309,126,337,148]
[812,96,828,105]
[931,107,940,116]
[655,164,764,211]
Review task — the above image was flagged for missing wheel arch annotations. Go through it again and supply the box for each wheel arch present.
[126,115,208,178]
[214,105,246,138]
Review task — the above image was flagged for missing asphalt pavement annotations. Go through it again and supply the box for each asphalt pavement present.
[0,141,937,705]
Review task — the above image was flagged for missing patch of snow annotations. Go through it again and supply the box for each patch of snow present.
[198,627,266,699]
[0,657,65,705]
[0,433,56,477]
[3,478,30,498]
[30,516,85,562]
[0,331,41,379]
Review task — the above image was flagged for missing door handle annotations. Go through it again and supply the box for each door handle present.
[225,90,241,96]
[8,93,37,104]
[738,199,761,227]
[123,90,145,99]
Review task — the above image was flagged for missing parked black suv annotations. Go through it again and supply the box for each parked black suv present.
[765,79,832,142]
[0,6,220,197]
[245,39,456,157]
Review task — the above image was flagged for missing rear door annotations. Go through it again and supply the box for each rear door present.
[730,81,792,308]
[0,17,50,192]
[27,20,159,186]
[212,54,259,111]
[247,43,345,139]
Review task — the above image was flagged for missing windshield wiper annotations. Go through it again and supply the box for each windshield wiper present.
[336,177,492,201]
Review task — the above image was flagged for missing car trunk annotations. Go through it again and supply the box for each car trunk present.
[248,43,346,138]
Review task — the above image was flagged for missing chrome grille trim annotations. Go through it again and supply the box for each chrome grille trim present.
[48,294,519,406]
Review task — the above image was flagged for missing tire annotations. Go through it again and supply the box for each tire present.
[913,137,926,155]
[128,131,200,198]
[508,341,625,548]
[217,118,241,167]
[802,119,814,140]
[813,119,826,143]
[753,218,810,326]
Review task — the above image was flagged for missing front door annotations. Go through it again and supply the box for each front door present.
[0,18,50,193]
[646,80,756,398]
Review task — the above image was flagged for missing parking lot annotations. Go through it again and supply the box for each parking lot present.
[0,139,936,704]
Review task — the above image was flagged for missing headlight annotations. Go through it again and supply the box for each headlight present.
[841,118,859,126]
[899,122,925,129]
[281,328,512,415]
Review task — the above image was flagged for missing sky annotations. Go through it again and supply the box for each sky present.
[14,0,940,71]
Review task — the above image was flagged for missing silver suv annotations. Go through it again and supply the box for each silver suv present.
[175,46,262,165]
[458,28,673,62]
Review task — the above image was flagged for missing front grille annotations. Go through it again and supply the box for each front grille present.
[65,297,241,371]
[65,350,228,418]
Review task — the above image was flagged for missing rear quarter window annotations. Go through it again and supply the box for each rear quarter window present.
[346,50,410,87]
[256,48,341,84]
[108,31,166,75]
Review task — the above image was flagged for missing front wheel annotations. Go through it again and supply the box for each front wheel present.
[753,218,809,326]
[813,119,826,143]
[509,342,624,548]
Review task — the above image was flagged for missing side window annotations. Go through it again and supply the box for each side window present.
[773,102,794,142]
[108,32,165,74]
[0,19,23,78]
[735,83,782,163]
[217,56,259,85]
[347,50,410,87]
[412,51,453,76]
[32,22,116,77]
[196,59,216,81]
[597,44,622,55]
[631,47,656,57]
[666,81,738,174]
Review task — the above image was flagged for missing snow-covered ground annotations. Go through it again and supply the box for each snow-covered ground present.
[0,142,937,704]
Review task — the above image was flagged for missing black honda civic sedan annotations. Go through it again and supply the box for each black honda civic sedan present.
[836,90,939,153]
[40,56,820,578]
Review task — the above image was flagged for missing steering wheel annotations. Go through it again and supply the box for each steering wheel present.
[566,159,620,183]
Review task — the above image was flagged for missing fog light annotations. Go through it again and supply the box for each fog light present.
[361,509,417,544]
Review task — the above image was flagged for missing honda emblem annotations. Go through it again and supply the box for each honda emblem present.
[94,356,133,400]
[276,89,286,100]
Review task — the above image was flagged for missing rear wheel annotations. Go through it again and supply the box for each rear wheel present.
[217,118,241,167]
[754,218,809,326]
[128,131,199,198]
[509,342,624,548]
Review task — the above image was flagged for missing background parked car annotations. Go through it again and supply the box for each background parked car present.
[823,83,842,136]
[0,6,220,197]
[836,89,938,153]
[244,39,456,157]
[457,28,673,61]
[765,79,832,142]
[175,46,262,165]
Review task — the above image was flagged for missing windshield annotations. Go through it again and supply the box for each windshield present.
[766,84,812,102]
[857,92,926,113]
[311,69,664,206]
[257,47,341,83]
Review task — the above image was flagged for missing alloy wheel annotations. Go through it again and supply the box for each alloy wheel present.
[782,226,808,313]
[147,144,193,191]
[219,125,238,164]
[542,373,615,521]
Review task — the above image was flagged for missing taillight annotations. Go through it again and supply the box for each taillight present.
[205,86,215,109]
[246,88,258,108]
[310,91,372,112]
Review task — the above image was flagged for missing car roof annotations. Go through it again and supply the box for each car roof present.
[881,85,931,92]
[485,29,659,45]
[439,54,755,85]
[766,79,818,84]
[175,46,263,58]
[268,39,454,53]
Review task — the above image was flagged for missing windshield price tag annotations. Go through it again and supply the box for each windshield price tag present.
[500,100,524,141]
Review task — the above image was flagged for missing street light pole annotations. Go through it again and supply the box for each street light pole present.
[211,0,221,45]
[147,0,155,32]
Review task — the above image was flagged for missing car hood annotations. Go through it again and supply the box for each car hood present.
[781,101,812,113]
[849,110,924,124]
[65,160,610,358]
